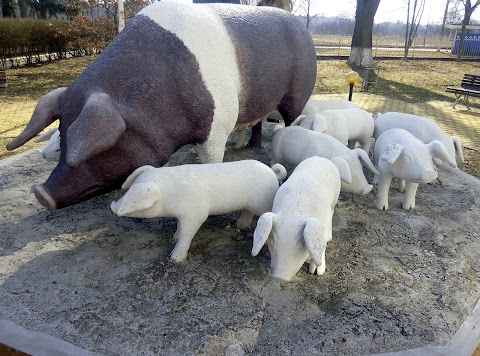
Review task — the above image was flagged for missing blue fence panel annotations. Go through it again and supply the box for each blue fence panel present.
[452,34,480,55]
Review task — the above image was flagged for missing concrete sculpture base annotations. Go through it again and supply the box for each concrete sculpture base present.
[0,127,479,355]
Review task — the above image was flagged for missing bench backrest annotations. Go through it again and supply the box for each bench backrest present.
[461,74,480,91]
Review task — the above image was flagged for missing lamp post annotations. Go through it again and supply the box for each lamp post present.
[346,71,360,102]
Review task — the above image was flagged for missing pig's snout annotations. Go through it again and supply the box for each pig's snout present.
[110,201,121,215]
[33,185,57,210]
[422,170,437,182]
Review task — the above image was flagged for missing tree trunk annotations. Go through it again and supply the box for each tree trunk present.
[347,0,381,70]
[457,1,472,61]
[456,0,480,61]
[17,0,27,17]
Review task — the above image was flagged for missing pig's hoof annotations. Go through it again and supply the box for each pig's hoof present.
[170,251,188,263]
[402,202,415,210]
[375,200,388,211]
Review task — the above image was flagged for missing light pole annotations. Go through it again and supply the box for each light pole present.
[346,71,360,102]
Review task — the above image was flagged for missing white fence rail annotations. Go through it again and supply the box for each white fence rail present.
[312,35,480,59]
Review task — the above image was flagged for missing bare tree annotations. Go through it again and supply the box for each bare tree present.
[403,0,426,59]
[292,0,316,28]
[456,0,480,61]
[347,0,381,70]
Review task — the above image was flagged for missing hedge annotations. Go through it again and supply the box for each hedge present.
[0,16,116,67]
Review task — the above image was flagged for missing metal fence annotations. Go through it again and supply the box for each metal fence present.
[312,35,480,59]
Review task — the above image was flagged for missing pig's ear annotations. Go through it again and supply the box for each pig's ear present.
[252,212,276,256]
[426,140,457,169]
[380,144,403,165]
[354,148,380,175]
[451,136,464,163]
[66,92,126,167]
[312,115,327,133]
[303,217,327,267]
[122,165,156,190]
[330,156,352,184]
[7,87,67,151]
[114,181,160,216]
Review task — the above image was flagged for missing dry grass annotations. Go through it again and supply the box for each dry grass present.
[1,55,480,178]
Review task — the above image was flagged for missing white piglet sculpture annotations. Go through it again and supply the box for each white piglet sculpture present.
[292,108,374,153]
[374,128,456,211]
[271,126,379,195]
[35,127,61,161]
[111,160,286,262]
[301,98,358,116]
[252,156,343,281]
[374,112,464,172]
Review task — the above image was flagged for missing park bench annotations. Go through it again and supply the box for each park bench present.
[445,73,480,109]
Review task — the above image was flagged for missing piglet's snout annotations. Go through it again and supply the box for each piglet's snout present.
[422,170,437,182]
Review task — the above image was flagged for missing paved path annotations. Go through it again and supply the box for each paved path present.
[315,93,480,150]
[1,94,479,150]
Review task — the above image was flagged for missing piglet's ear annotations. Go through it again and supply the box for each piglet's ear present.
[66,92,126,167]
[426,140,457,169]
[451,136,464,163]
[312,115,328,133]
[380,143,403,165]
[303,217,327,267]
[111,181,160,216]
[252,212,276,257]
[122,165,156,190]
[331,156,352,184]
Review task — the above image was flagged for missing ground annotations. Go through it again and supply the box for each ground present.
[0,124,479,355]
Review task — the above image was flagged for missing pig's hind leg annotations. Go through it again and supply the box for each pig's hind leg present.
[236,209,254,229]
[170,215,208,262]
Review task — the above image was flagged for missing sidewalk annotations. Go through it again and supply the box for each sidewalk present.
[315,93,480,151]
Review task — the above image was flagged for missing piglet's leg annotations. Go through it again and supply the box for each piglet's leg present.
[170,216,207,262]
[375,175,392,211]
[308,249,326,276]
[402,182,419,210]
[398,179,406,193]
[236,209,254,229]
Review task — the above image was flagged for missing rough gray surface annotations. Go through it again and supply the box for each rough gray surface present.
[0,127,479,355]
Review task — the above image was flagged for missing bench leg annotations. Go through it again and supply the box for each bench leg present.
[465,94,471,110]
[453,94,461,109]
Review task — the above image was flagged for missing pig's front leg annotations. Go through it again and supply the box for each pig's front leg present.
[308,249,326,276]
[398,179,406,192]
[375,174,392,211]
[170,215,208,262]
[236,209,254,229]
[402,181,419,210]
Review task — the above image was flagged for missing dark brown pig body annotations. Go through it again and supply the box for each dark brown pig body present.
[7,1,317,209]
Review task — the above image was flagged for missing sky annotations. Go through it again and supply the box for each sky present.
[310,0,479,25]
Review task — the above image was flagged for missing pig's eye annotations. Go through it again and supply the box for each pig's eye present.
[403,156,411,164]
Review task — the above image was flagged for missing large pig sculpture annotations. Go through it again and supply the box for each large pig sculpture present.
[252,156,343,281]
[291,108,374,153]
[374,112,464,172]
[111,160,287,262]
[6,1,316,210]
[373,128,456,211]
[271,126,379,195]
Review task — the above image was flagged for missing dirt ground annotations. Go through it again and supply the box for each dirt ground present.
[0,125,479,355]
